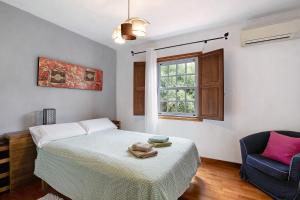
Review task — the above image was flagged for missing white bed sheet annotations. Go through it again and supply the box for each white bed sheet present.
[35,129,200,200]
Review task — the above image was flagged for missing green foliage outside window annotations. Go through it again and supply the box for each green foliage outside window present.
[158,58,197,116]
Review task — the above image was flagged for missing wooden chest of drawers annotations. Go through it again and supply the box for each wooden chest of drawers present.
[5,131,37,190]
[0,140,9,193]
[112,120,121,129]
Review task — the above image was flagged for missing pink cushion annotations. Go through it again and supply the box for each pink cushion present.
[262,131,300,165]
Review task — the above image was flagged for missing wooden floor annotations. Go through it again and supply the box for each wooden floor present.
[0,158,271,200]
[180,158,271,200]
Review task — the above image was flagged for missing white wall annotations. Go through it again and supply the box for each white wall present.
[0,2,116,134]
[116,18,300,163]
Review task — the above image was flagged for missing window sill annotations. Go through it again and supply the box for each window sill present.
[159,115,202,121]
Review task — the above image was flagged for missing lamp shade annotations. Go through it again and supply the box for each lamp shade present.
[121,22,136,40]
[112,26,126,44]
[131,18,148,37]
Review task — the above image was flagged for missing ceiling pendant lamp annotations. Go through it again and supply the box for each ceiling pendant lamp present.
[112,0,150,44]
[112,26,125,44]
[120,0,136,40]
[127,17,150,37]
[121,22,136,40]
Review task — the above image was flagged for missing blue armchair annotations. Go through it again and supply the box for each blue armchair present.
[240,131,300,200]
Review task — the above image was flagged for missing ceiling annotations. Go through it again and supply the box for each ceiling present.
[2,0,300,49]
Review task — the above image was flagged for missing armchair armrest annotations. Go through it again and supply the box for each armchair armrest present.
[240,132,269,164]
[289,153,300,183]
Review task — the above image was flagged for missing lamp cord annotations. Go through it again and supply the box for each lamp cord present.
[128,0,130,19]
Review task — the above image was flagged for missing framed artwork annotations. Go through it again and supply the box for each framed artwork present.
[37,57,103,91]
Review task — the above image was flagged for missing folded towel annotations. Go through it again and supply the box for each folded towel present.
[131,142,153,152]
[148,141,172,148]
[148,135,169,143]
[128,147,158,159]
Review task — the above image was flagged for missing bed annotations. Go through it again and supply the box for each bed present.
[32,122,200,200]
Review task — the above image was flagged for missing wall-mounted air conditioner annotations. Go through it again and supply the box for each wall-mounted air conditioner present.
[241,18,300,47]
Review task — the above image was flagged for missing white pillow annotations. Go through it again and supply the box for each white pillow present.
[29,122,87,148]
[79,118,117,134]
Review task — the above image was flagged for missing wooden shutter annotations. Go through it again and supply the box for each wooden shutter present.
[133,62,146,115]
[200,49,224,120]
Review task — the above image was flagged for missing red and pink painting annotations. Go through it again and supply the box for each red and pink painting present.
[38,57,103,91]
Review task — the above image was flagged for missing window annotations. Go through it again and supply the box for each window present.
[158,57,198,118]
[133,49,224,121]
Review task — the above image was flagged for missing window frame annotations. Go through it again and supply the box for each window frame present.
[157,52,202,121]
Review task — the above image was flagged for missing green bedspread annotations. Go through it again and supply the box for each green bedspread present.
[35,129,200,200]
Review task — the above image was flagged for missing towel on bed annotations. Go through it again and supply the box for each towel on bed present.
[131,142,153,152]
[148,135,169,143]
[128,147,158,158]
[148,141,172,148]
